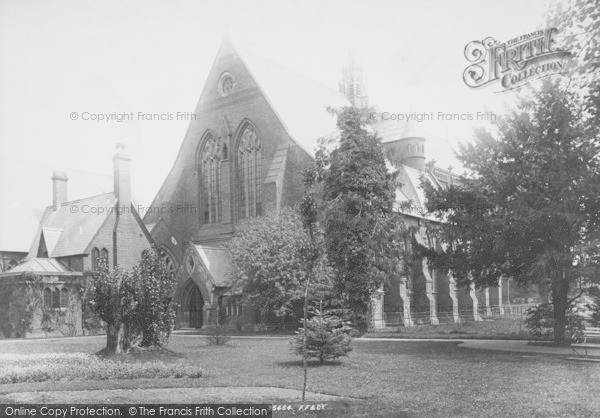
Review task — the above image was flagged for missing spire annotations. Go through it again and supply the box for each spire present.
[340,48,368,108]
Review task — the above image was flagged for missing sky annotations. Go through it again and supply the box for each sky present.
[0,0,557,251]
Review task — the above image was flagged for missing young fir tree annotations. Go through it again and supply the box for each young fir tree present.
[292,307,353,364]
[322,106,399,333]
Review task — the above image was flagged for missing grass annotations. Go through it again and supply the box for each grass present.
[1,335,599,416]
[366,317,539,340]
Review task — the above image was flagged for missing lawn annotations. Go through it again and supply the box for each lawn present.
[1,335,599,417]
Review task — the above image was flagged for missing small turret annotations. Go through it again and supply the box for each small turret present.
[385,137,426,171]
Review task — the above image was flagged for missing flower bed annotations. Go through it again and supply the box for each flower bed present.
[0,353,203,384]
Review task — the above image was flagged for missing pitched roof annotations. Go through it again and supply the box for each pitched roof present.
[1,257,80,276]
[236,45,350,157]
[193,245,233,287]
[143,40,350,226]
[41,227,63,255]
[393,165,441,219]
[26,193,117,259]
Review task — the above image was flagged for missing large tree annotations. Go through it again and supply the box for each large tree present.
[420,80,600,344]
[547,0,600,89]
[87,264,135,354]
[87,248,177,354]
[125,248,177,348]
[321,106,400,333]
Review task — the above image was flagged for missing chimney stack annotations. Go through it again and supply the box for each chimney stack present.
[52,171,68,211]
[113,143,131,211]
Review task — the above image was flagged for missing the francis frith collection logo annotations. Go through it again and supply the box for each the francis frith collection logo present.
[463,28,571,91]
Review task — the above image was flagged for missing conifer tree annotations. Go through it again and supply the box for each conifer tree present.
[322,106,400,333]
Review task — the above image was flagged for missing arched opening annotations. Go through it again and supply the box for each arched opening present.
[60,288,69,308]
[199,133,223,225]
[236,122,262,220]
[181,280,204,328]
[91,247,100,271]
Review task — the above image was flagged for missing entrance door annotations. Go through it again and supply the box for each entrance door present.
[188,285,204,328]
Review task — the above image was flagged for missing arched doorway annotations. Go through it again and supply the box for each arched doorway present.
[182,280,204,328]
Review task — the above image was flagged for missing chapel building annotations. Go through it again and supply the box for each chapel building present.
[144,37,518,330]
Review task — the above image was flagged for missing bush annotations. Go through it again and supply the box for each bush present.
[524,302,585,342]
[205,313,231,346]
[586,293,600,328]
[291,309,353,363]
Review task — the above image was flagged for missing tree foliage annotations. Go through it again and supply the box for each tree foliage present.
[87,248,177,354]
[419,80,600,343]
[125,248,178,348]
[547,0,600,89]
[320,106,401,332]
[228,207,331,320]
[87,262,136,354]
[524,302,585,341]
[291,308,353,363]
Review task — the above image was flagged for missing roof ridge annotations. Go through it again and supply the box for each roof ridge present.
[235,45,345,98]
[194,244,227,250]
[42,192,116,210]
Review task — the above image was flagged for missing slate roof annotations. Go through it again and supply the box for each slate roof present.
[194,245,233,287]
[264,145,288,184]
[237,45,350,157]
[26,193,117,259]
[41,227,63,255]
[394,165,441,219]
[0,257,81,276]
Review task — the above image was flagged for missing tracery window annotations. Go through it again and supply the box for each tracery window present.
[237,125,262,219]
[200,134,223,224]
[158,248,176,276]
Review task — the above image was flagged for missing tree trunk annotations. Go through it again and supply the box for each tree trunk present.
[105,322,123,354]
[551,274,570,345]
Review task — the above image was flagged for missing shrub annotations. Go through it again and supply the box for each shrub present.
[205,312,231,346]
[525,302,585,342]
[292,309,353,363]
[586,293,600,328]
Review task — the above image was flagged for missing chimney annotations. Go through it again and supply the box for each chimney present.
[52,171,68,211]
[113,143,131,211]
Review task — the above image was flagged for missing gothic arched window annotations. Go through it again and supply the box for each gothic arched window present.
[100,248,109,267]
[237,125,262,219]
[44,288,52,308]
[200,134,223,224]
[60,288,69,308]
[91,247,100,271]
[158,248,176,277]
[52,288,60,309]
